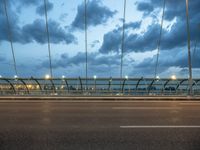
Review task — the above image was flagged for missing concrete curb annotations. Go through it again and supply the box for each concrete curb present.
[0,96,200,101]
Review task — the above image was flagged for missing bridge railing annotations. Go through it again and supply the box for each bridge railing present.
[0,77,199,96]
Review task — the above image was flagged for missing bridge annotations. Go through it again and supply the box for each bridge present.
[0,0,200,149]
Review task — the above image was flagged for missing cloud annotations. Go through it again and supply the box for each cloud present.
[59,13,68,22]
[0,13,76,44]
[51,52,120,68]
[99,21,156,54]
[21,19,76,44]
[99,3,200,54]
[136,45,200,72]
[71,0,117,30]
[36,1,54,16]
[0,2,22,43]
[1,0,77,44]
[14,0,41,6]
[39,52,124,77]
[91,40,100,48]
[137,2,154,14]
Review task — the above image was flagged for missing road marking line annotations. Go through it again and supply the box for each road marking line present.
[112,107,182,110]
[179,103,200,106]
[120,125,200,128]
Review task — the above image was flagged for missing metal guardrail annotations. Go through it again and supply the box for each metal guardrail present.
[0,77,199,96]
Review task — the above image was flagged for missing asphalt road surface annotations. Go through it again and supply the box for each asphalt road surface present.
[0,100,200,150]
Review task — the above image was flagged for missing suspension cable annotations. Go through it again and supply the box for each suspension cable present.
[84,0,88,89]
[192,40,197,66]
[120,0,126,80]
[44,0,53,78]
[3,0,18,76]
[154,0,166,78]
[192,25,200,66]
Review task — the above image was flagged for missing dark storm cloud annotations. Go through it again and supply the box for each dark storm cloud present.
[22,19,76,44]
[71,0,117,30]
[36,1,54,16]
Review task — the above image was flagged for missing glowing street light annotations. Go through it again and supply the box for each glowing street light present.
[45,74,50,79]
[156,75,160,79]
[171,75,176,80]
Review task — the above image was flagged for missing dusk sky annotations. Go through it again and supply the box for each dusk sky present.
[0,0,199,78]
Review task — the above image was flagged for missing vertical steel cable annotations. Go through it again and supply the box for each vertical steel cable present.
[154,0,166,78]
[120,0,126,79]
[3,0,18,76]
[186,0,193,96]
[44,0,53,78]
[192,40,197,66]
[84,0,88,89]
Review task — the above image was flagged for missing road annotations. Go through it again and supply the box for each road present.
[0,100,200,150]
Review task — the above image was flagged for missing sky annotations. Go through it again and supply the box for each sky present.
[0,0,199,78]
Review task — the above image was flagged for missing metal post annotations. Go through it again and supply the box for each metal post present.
[94,79,96,93]
[186,0,193,96]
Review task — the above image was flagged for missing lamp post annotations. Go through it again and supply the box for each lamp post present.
[186,0,193,96]
[93,75,97,93]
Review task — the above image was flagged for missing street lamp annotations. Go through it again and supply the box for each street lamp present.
[171,75,176,80]
[45,74,50,80]
[93,75,97,93]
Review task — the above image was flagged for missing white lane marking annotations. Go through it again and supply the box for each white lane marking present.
[120,125,200,128]
[112,107,182,110]
[179,103,200,106]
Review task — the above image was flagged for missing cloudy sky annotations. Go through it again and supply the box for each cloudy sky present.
[0,0,199,78]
